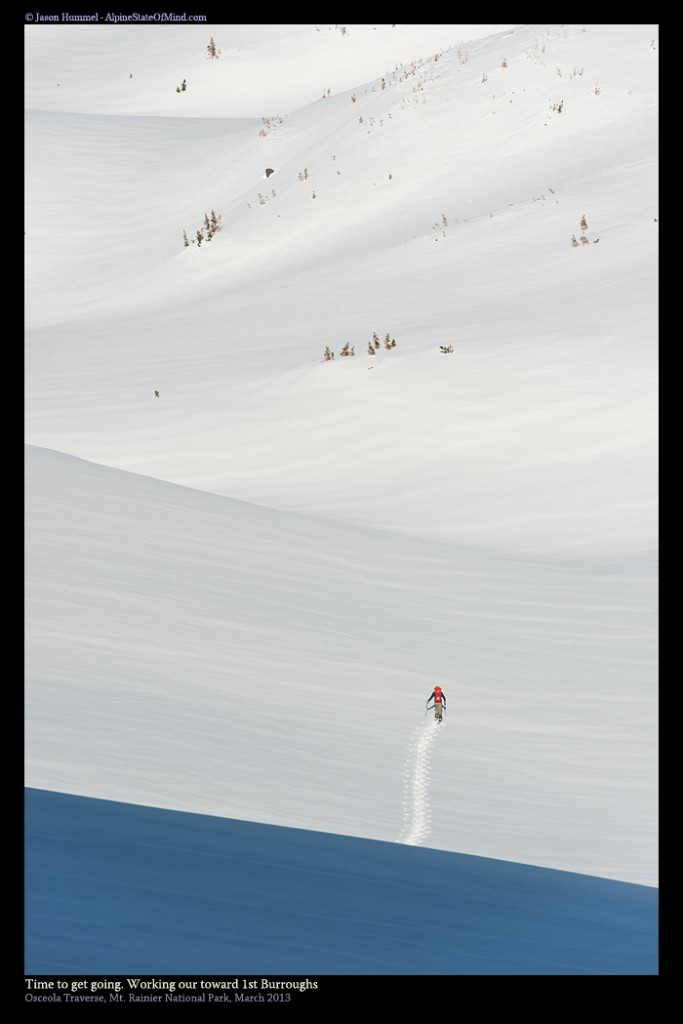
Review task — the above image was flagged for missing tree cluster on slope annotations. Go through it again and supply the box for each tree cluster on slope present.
[183,210,222,248]
[327,332,397,362]
[571,214,599,247]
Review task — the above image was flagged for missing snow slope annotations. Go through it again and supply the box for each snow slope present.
[25,21,658,904]
[26,445,657,884]
[25,24,517,118]
[25,789,658,975]
[25,23,658,554]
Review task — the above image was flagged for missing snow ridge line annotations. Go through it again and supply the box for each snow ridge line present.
[398,720,439,845]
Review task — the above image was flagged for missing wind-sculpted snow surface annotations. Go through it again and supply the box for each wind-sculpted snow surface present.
[399,721,440,845]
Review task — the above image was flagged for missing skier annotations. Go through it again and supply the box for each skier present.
[427,685,446,722]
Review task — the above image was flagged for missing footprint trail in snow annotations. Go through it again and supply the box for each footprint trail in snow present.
[398,720,441,845]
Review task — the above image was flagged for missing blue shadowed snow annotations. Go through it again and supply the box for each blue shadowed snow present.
[25,789,657,975]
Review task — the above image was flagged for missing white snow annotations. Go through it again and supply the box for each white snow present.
[25,23,658,886]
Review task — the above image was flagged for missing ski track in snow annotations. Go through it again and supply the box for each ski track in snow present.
[399,719,441,845]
